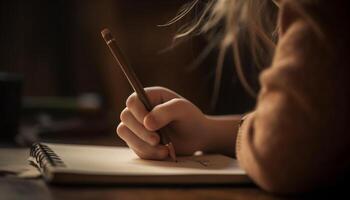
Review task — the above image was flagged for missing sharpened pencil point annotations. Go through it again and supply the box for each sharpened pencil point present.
[167,143,177,162]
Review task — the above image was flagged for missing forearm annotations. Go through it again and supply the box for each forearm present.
[203,115,242,157]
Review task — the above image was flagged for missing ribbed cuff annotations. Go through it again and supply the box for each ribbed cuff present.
[235,112,253,159]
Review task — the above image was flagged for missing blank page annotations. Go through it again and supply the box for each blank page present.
[46,143,246,176]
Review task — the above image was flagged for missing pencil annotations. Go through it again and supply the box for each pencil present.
[101,28,177,162]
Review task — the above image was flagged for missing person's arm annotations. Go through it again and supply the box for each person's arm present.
[203,115,241,157]
[236,0,349,194]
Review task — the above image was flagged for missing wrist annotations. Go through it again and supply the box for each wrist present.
[202,115,241,157]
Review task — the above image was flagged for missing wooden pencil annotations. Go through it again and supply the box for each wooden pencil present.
[101,28,177,162]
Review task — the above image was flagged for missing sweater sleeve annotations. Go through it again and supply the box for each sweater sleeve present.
[236,0,350,194]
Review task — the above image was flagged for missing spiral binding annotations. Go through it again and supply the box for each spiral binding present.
[30,143,66,169]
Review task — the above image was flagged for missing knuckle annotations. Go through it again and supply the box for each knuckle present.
[147,86,168,96]
[168,98,186,109]
[152,86,166,91]
[116,123,128,137]
[120,108,130,122]
[126,93,137,108]
[151,86,178,97]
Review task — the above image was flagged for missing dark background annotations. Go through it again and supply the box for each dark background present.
[0,0,256,143]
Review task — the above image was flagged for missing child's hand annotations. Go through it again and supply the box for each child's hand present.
[116,87,210,160]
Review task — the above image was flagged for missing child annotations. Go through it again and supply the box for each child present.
[116,0,350,194]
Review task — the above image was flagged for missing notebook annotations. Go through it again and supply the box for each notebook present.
[29,143,250,185]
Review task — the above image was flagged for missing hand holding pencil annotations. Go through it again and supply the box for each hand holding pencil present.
[101,29,177,161]
[101,28,218,160]
[118,86,213,160]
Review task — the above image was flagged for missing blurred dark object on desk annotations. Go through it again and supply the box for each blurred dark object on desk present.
[22,93,102,116]
[16,94,115,147]
[0,73,22,143]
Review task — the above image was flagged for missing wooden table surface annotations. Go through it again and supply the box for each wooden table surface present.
[1,177,347,200]
[0,138,346,200]
[0,177,269,200]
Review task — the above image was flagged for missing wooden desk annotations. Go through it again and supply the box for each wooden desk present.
[0,177,282,200]
[2,177,348,200]
[0,142,346,200]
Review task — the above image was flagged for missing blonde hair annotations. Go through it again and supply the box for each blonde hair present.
[162,0,278,108]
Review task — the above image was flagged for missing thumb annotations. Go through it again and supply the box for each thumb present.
[143,98,187,131]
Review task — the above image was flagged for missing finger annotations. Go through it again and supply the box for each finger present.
[120,107,160,146]
[131,148,168,161]
[116,123,169,160]
[144,86,182,106]
[144,98,188,131]
[126,87,181,123]
[126,93,148,124]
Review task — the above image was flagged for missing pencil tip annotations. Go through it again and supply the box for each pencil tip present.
[167,143,177,162]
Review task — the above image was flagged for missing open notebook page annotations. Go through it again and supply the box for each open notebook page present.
[46,143,246,176]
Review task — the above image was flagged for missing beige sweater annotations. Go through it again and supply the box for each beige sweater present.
[236,0,350,194]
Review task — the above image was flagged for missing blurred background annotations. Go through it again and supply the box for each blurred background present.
[0,0,256,146]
